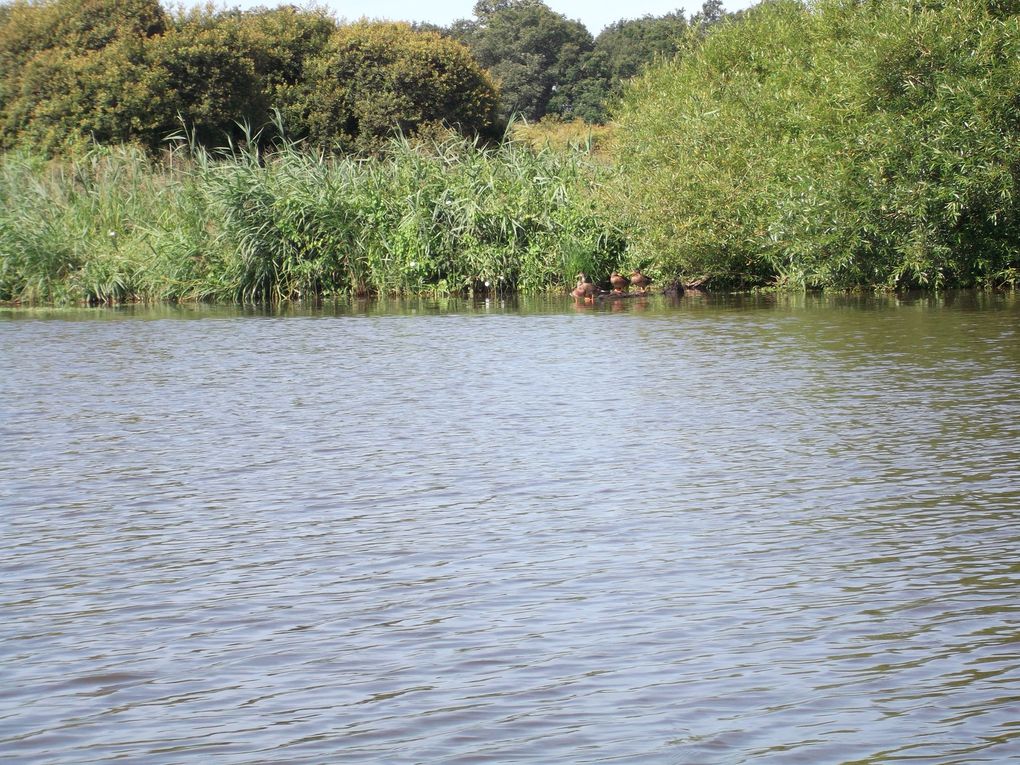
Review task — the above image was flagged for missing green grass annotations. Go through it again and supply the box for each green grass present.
[0,132,625,304]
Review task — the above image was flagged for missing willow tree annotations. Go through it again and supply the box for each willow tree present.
[610,0,1020,289]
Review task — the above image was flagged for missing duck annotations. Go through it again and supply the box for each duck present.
[630,269,652,292]
[609,271,629,293]
[572,272,598,302]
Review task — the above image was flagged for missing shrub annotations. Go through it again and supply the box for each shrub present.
[609,0,1020,289]
[287,21,500,154]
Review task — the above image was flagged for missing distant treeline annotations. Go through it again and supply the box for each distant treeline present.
[0,0,731,154]
[437,0,732,124]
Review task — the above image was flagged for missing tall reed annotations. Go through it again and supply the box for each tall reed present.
[0,132,623,304]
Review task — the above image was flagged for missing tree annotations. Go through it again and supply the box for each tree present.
[142,5,340,150]
[594,11,688,83]
[449,0,602,123]
[0,0,167,151]
[692,0,726,29]
[139,8,267,150]
[215,7,334,109]
[0,1,341,152]
[288,21,499,153]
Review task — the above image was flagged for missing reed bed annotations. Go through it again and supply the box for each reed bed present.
[0,134,624,304]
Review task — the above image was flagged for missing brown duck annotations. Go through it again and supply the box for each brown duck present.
[630,269,652,291]
[609,272,629,293]
[571,272,598,302]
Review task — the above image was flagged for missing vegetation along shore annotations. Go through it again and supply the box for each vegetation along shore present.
[1,0,1017,304]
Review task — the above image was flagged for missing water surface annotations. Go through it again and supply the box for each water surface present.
[2,291,1019,763]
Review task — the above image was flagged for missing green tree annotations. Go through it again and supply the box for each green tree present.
[547,47,611,122]
[0,0,166,151]
[288,21,499,154]
[212,5,335,134]
[134,7,271,150]
[594,11,688,83]
[610,0,1020,289]
[141,5,339,150]
[691,0,726,29]
[0,0,164,58]
[449,0,603,122]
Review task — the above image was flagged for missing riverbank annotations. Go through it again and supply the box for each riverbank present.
[2,123,1017,307]
[4,1,1018,306]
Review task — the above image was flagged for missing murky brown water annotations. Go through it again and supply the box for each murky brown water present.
[2,291,1019,764]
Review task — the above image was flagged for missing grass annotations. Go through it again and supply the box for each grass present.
[0,131,625,304]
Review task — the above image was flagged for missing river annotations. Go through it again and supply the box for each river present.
[2,291,1018,763]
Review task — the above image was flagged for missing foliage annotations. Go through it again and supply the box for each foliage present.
[609,0,1020,289]
[0,0,737,152]
[448,0,605,123]
[594,12,688,84]
[230,5,335,96]
[691,0,727,29]
[0,0,276,151]
[205,6,339,145]
[140,7,267,150]
[136,5,337,150]
[446,1,736,124]
[0,2,494,154]
[289,21,499,154]
[0,0,164,60]
[0,135,623,304]
[0,0,166,152]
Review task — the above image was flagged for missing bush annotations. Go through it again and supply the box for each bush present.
[609,0,1020,289]
[287,21,500,154]
[0,0,166,152]
[139,8,267,150]
[0,4,492,155]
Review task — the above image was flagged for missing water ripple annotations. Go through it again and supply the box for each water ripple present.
[2,293,1019,763]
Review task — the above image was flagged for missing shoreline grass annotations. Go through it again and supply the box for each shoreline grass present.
[0,133,625,305]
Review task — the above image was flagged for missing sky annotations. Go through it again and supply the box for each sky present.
[201,1,757,35]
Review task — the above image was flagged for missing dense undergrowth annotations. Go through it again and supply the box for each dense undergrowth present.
[0,133,623,304]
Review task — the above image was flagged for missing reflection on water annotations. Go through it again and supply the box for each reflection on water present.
[2,291,1019,763]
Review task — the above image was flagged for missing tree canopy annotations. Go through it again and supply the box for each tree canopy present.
[287,21,498,154]
[0,0,740,150]
[447,0,598,122]
[595,12,689,83]
[0,0,167,150]
[446,0,731,124]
